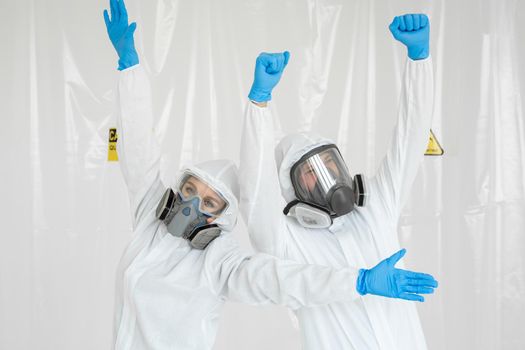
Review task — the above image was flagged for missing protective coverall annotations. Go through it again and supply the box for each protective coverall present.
[112,64,367,350]
[240,57,434,349]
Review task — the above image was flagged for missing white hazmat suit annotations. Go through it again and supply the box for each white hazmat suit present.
[112,64,367,350]
[240,57,434,349]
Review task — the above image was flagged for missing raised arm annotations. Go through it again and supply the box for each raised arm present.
[206,238,438,307]
[372,14,434,222]
[117,67,163,226]
[239,52,290,257]
[104,0,163,227]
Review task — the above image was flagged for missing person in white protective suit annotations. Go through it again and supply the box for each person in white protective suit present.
[240,14,438,350]
[102,1,415,349]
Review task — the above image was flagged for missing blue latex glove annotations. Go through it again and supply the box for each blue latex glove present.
[248,51,290,103]
[103,0,139,70]
[356,249,438,302]
[389,14,430,60]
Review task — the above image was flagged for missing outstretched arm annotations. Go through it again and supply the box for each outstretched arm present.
[104,0,163,227]
[372,14,434,222]
[207,239,438,307]
[240,52,291,257]
[207,238,360,308]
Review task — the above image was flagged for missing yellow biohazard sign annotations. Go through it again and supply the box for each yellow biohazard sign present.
[425,129,444,156]
[108,128,119,161]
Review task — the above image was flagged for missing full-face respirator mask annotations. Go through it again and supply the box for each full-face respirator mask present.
[283,144,367,229]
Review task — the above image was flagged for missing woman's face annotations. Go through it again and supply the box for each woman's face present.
[180,176,227,223]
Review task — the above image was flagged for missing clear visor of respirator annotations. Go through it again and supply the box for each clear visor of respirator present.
[177,171,229,217]
[290,145,353,209]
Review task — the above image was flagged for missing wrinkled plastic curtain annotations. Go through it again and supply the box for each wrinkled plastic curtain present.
[1,0,524,349]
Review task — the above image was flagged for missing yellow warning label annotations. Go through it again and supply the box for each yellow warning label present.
[108,128,119,162]
[425,129,444,156]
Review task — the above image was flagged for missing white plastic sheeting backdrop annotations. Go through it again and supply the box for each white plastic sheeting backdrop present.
[1,0,524,349]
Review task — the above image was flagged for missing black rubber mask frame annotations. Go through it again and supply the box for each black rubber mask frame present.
[290,144,353,212]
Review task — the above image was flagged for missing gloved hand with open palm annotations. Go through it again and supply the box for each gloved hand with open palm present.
[356,248,438,302]
[103,0,139,70]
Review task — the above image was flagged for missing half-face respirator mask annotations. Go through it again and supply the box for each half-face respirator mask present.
[156,172,228,249]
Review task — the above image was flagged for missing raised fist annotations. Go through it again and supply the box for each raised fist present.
[389,14,430,60]
[248,51,290,103]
